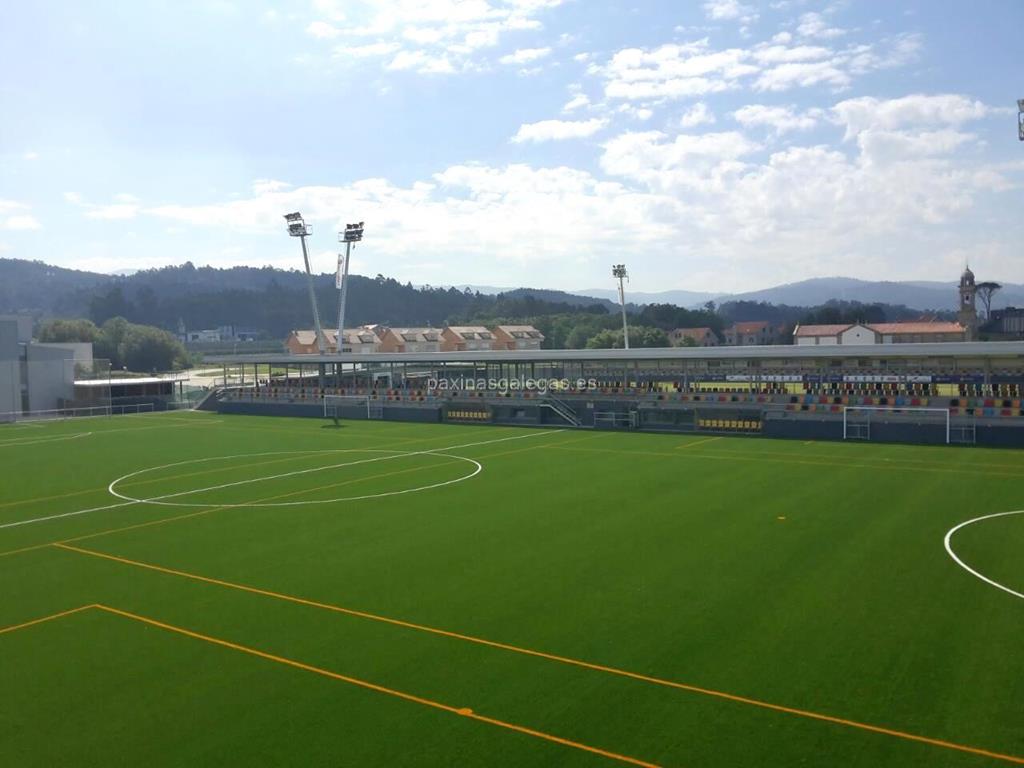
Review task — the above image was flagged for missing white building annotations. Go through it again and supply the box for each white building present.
[793,322,967,345]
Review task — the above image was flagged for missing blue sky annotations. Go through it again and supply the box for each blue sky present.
[1,0,1022,293]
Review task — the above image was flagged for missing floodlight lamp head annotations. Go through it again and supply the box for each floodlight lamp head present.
[612,264,628,279]
[1018,99,1024,112]
[285,212,309,237]
[341,221,365,242]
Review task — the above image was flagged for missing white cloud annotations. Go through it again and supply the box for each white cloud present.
[753,58,851,91]
[562,93,590,112]
[733,104,822,133]
[387,49,456,74]
[600,41,758,101]
[511,117,608,143]
[335,41,402,58]
[85,204,140,220]
[0,200,28,215]
[601,130,761,191]
[312,0,347,23]
[302,0,564,74]
[832,94,993,139]
[142,163,679,274]
[680,102,716,127]
[23,151,38,161]
[125,92,1023,292]
[597,31,922,101]
[5,215,41,231]
[499,46,551,65]
[0,200,41,230]
[306,21,341,39]
[795,12,845,39]
[617,104,654,121]
[703,0,758,23]
[252,179,291,195]
[63,192,141,220]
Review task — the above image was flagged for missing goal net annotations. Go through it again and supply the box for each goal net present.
[323,395,383,420]
[842,405,951,444]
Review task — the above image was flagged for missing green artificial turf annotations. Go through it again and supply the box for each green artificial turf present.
[1,411,1022,767]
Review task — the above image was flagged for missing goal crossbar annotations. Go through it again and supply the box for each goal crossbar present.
[843,405,951,444]
[323,395,380,419]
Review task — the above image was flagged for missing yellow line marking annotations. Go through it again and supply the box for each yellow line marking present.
[676,436,723,450]
[0,604,97,636]
[92,604,658,768]
[56,544,1024,766]
[0,541,58,559]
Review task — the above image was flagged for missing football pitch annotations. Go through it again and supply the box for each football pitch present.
[1,411,1022,767]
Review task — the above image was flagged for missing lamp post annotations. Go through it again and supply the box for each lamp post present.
[284,212,327,355]
[612,264,630,350]
[336,221,364,356]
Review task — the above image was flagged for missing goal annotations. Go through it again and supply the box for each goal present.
[323,395,383,420]
[842,405,951,444]
[593,410,637,429]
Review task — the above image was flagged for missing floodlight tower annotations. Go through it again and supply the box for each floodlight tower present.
[285,212,326,355]
[612,264,630,350]
[1018,99,1024,141]
[336,221,364,355]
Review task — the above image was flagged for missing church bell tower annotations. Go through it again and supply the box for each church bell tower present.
[958,266,978,340]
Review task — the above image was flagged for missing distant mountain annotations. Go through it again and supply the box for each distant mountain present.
[497,287,619,312]
[0,259,113,317]
[3,258,1021,334]
[575,287,722,309]
[725,277,1024,312]
[446,284,621,312]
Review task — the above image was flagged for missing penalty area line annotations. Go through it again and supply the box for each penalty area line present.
[55,543,1024,767]
[944,509,1024,601]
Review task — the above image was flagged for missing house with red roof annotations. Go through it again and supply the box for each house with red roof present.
[668,327,720,347]
[724,321,779,346]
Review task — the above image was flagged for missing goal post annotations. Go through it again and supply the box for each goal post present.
[322,395,382,420]
[842,405,951,444]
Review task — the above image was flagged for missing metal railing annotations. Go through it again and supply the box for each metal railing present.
[0,403,156,424]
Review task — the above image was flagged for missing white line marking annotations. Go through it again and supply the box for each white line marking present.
[0,432,93,448]
[944,510,1024,601]
[109,450,482,508]
[0,428,562,529]
[0,500,138,530]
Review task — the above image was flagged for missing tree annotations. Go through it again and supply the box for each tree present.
[681,336,698,347]
[120,324,189,371]
[976,281,1002,319]
[585,329,624,349]
[38,318,99,343]
[585,326,668,349]
[88,285,135,325]
[95,317,130,367]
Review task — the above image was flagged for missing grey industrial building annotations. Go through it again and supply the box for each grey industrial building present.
[0,316,91,421]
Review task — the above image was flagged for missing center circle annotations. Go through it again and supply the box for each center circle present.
[107,449,482,508]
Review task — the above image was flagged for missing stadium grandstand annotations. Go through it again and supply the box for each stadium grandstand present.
[204,340,1024,447]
